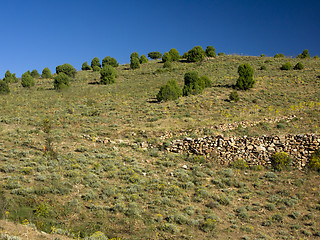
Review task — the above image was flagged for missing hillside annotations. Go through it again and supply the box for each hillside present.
[0,55,320,239]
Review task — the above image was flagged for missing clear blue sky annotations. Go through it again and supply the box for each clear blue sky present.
[1,0,319,77]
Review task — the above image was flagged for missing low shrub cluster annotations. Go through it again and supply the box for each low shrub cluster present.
[271,152,291,171]
[156,79,182,102]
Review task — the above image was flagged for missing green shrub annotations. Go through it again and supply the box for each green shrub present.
[139,54,148,64]
[41,67,52,78]
[297,49,310,59]
[102,56,119,68]
[260,65,267,70]
[205,46,216,57]
[0,80,10,94]
[280,62,292,70]
[56,63,76,78]
[274,53,285,58]
[187,46,205,62]
[182,71,205,96]
[293,62,304,70]
[54,72,70,90]
[236,63,255,90]
[92,66,101,72]
[157,79,182,102]
[162,52,172,63]
[30,69,40,78]
[148,51,162,60]
[261,54,266,57]
[218,52,226,56]
[230,158,248,169]
[163,61,172,69]
[100,65,117,85]
[229,91,240,102]
[130,52,140,69]
[169,48,180,61]
[271,152,291,171]
[308,148,320,172]
[199,75,212,88]
[3,70,14,83]
[21,72,35,88]
[81,61,92,71]
[91,57,101,69]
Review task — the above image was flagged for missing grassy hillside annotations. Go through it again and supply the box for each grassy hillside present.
[0,55,319,239]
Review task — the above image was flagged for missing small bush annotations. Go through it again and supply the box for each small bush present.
[30,69,40,78]
[163,61,172,69]
[260,65,267,70]
[187,46,205,62]
[271,152,291,171]
[102,56,119,68]
[162,52,172,63]
[21,72,35,88]
[183,71,205,96]
[169,48,180,61]
[280,62,292,70]
[229,91,240,102]
[3,70,14,83]
[148,51,162,60]
[92,66,101,72]
[56,63,76,78]
[130,52,140,69]
[308,148,320,172]
[293,62,304,70]
[236,63,255,90]
[297,49,310,59]
[261,54,266,57]
[230,159,248,169]
[206,46,216,57]
[81,61,92,71]
[274,53,285,58]
[54,72,70,90]
[199,75,212,88]
[91,57,101,69]
[218,52,226,56]
[0,80,10,94]
[41,67,52,78]
[157,79,182,102]
[139,54,148,64]
[100,65,118,85]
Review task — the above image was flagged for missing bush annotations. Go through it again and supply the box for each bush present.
[271,152,291,171]
[56,63,76,78]
[308,148,320,172]
[183,71,205,96]
[162,52,172,63]
[157,79,182,102]
[102,56,119,68]
[169,48,180,61]
[30,69,40,78]
[81,61,92,71]
[41,67,52,78]
[297,49,310,59]
[274,53,285,58]
[205,46,216,57]
[199,75,212,88]
[261,54,266,57]
[130,52,140,69]
[260,65,267,70]
[54,72,70,90]
[293,62,304,70]
[235,63,255,90]
[0,80,10,94]
[218,52,226,56]
[148,51,162,60]
[139,54,148,64]
[21,72,35,88]
[163,61,172,69]
[100,65,117,85]
[229,91,240,102]
[92,66,101,72]
[91,57,101,69]
[3,70,13,83]
[187,46,205,62]
[280,62,292,70]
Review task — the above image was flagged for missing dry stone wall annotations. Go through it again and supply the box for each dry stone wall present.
[167,134,320,169]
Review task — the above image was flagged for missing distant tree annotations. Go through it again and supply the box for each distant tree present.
[293,62,304,70]
[81,62,92,71]
[139,54,148,64]
[41,67,52,78]
[186,46,205,62]
[21,72,35,88]
[183,71,205,96]
[157,79,182,102]
[297,49,310,59]
[218,52,226,56]
[102,56,119,68]
[3,70,13,83]
[235,63,255,90]
[12,73,18,83]
[54,72,70,90]
[199,75,212,88]
[56,63,76,78]
[100,65,118,84]
[205,46,216,57]
[162,52,172,63]
[163,61,172,69]
[148,52,162,60]
[274,53,285,58]
[91,57,101,69]
[260,54,266,57]
[0,80,10,94]
[31,69,40,78]
[92,66,100,72]
[169,48,180,61]
[130,52,140,70]
[280,62,292,70]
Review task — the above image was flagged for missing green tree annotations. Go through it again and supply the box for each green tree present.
[30,69,40,78]
[3,70,13,83]
[81,62,92,71]
[205,46,216,57]
[235,63,255,90]
[293,62,304,70]
[91,57,101,69]
[21,72,35,88]
[157,79,182,102]
[100,65,118,84]
[102,56,119,68]
[12,73,18,83]
[187,46,205,62]
[54,72,70,90]
[169,48,180,61]
[297,49,311,59]
[274,53,285,58]
[148,52,162,60]
[182,71,205,96]
[139,54,148,64]
[229,91,240,102]
[280,62,292,70]
[162,52,172,63]
[41,67,52,78]
[130,52,140,69]
[56,63,76,78]
[0,80,10,94]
